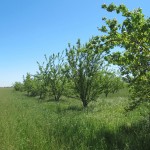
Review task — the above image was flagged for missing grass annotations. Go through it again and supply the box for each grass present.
[0,88,149,150]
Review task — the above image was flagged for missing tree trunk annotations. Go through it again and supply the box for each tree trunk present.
[82,99,88,107]
[105,92,108,97]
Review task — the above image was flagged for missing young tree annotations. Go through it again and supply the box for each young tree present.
[36,62,51,99]
[13,82,24,92]
[101,71,115,97]
[38,52,68,101]
[100,70,124,97]
[111,76,124,94]
[23,73,33,96]
[66,39,106,107]
[96,3,150,110]
[29,77,44,97]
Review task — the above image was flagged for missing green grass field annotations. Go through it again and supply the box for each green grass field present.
[0,88,149,150]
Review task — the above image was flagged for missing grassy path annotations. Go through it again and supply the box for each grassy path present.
[0,88,54,150]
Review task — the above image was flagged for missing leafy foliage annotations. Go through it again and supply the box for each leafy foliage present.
[13,82,24,92]
[23,73,33,96]
[37,52,68,101]
[97,3,150,110]
[101,71,124,97]
[66,39,106,107]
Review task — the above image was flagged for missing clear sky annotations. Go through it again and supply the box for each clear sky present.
[0,0,150,87]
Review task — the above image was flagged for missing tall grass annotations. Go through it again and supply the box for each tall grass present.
[0,88,149,150]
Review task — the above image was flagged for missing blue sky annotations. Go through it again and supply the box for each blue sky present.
[0,0,150,87]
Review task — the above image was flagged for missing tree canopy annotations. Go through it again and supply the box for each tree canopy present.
[96,3,150,110]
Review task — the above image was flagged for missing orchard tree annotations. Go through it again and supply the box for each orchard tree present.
[29,77,45,97]
[38,52,68,101]
[13,82,24,92]
[23,73,39,97]
[101,71,114,97]
[99,70,124,97]
[34,75,48,99]
[36,61,51,99]
[23,73,33,96]
[95,3,150,110]
[111,75,124,94]
[66,39,106,107]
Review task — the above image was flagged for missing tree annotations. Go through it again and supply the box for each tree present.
[23,73,33,96]
[13,82,24,92]
[95,3,150,110]
[38,52,68,101]
[99,70,124,97]
[66,39,106,107]
[29,77,44,97]
[36,62,51,99]
[111,75,124,94]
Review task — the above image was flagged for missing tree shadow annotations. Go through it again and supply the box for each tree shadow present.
[65,105,83,111]
[87,117,150,150]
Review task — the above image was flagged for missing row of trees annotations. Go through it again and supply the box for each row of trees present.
[14,39,124,107]
[14,3,149,110]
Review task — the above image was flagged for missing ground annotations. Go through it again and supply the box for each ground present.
[0,88,149,150]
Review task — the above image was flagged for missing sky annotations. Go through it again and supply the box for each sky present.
[0,0,150,87]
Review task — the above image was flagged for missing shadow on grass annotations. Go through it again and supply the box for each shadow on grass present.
[65,105,84,111]
[87,117,150,150]
[56,104,97,114]
[51,115,150,150]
